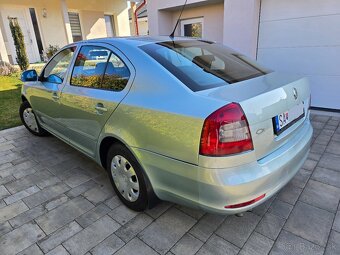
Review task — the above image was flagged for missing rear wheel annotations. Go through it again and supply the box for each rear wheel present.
[106,143,148,211]
[19,101,48,136]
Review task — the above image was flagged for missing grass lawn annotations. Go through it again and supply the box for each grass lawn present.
[0,74,23,130]
[0,63,45,131]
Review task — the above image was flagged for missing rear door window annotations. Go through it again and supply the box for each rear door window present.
[71,46,110,89]
[71,45,130,91]
[101,53,130,91]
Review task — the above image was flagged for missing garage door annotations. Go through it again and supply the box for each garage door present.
[257,0,340,110]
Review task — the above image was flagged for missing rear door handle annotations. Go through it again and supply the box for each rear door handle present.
[95,103,107,114]
[52,92,59,101]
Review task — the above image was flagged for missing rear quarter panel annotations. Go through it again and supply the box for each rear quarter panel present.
[98,43,225,165]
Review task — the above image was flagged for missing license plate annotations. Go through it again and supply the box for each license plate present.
[273,102,305,135]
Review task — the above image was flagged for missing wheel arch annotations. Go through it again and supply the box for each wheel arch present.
[99,136,125,169]
[98,135,159,208]
[21,95,28,102]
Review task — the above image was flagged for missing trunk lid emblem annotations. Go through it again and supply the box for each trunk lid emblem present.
[293,88,298,100]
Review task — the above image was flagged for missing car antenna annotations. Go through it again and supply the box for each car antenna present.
[169,0,188,38]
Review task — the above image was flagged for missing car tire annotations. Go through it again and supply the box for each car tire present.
[106,143,148,211]
[19,101,48,136]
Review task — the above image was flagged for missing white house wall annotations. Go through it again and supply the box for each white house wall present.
[223,0,260,58]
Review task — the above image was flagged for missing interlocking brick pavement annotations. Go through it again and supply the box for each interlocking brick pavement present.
[0,113,339,254]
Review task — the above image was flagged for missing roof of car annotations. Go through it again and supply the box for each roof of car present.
[73,36,212,47]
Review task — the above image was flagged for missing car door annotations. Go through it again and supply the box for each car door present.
[59,43,134,157]
[29,46,76,136]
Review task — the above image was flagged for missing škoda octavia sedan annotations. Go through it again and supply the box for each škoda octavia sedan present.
[20,36,312,214]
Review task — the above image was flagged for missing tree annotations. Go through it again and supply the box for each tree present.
[9,18,29,71]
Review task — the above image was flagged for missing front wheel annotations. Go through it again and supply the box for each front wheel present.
[19,101,48,136]
[106,143,148,211]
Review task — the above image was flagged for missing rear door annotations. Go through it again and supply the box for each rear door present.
[59,43,134,157]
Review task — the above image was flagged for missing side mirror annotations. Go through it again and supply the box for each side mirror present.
[21,69,38,82]
[47,74,63,84]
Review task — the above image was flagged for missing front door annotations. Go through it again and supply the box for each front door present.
[59,43,134,157]
[30,46,76,137]
[1,6,41,63]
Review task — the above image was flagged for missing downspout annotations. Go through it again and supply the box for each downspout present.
[134,0,146,36]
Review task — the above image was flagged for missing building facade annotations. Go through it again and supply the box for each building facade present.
[147,0,340,110]
[0,0,130,64]
[129,1,148,36]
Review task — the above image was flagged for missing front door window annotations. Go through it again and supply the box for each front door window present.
[43,47,75,83]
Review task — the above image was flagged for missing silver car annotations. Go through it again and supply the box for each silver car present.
[20,36,313,214]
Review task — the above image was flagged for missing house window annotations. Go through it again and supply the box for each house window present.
[68,12,83,42]
[104,15,115,37]
[29,8,43,59]
[180,18,203,38]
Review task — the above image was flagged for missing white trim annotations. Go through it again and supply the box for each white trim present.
[0,21,9,62]
[61,0,73,44]
[104,14,115,37]
[0,5,41,63]
[180,17,204,37]
[24,7,40,61]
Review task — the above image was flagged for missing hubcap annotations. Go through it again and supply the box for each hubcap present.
[23,108,39,132]
[110,155,139,202]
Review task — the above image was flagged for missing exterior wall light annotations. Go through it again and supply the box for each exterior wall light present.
[42,8,47,18]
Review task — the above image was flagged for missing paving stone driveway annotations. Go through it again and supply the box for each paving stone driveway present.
[0,113,340,255]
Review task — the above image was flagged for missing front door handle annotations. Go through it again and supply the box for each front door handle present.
[95,103,107,114]
[52,92,59,101]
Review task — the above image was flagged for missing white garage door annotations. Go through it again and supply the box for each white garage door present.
[257,0,340,110]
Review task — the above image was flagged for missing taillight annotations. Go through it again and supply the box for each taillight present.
[199,103,253,156]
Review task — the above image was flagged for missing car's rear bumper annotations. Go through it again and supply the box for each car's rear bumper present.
[132,119,313,215]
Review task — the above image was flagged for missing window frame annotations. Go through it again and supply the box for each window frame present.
[69,44,131,92]
[39,46,77,84]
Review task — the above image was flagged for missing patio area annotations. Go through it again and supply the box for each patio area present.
[0,113,339,255]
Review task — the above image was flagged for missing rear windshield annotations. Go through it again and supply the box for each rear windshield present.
[140,40,270,91]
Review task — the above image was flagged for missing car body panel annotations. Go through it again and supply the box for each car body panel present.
[24,74,68,136]
[197,72,311,168]
[131,118,312,214]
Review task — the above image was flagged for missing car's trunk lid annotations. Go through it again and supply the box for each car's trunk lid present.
[197,72,311,160]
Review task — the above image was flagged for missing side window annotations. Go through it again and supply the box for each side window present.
[71,46,110,88]
[43,47,75,84]
[101,53,130,91]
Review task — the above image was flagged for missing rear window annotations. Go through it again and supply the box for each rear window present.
[140,40,271,91]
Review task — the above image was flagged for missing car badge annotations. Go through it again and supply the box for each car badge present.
[293,88,298,100]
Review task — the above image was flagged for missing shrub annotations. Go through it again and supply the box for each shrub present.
[43,45,60,61]
[9,18,29,71]
[0,61,18,76]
